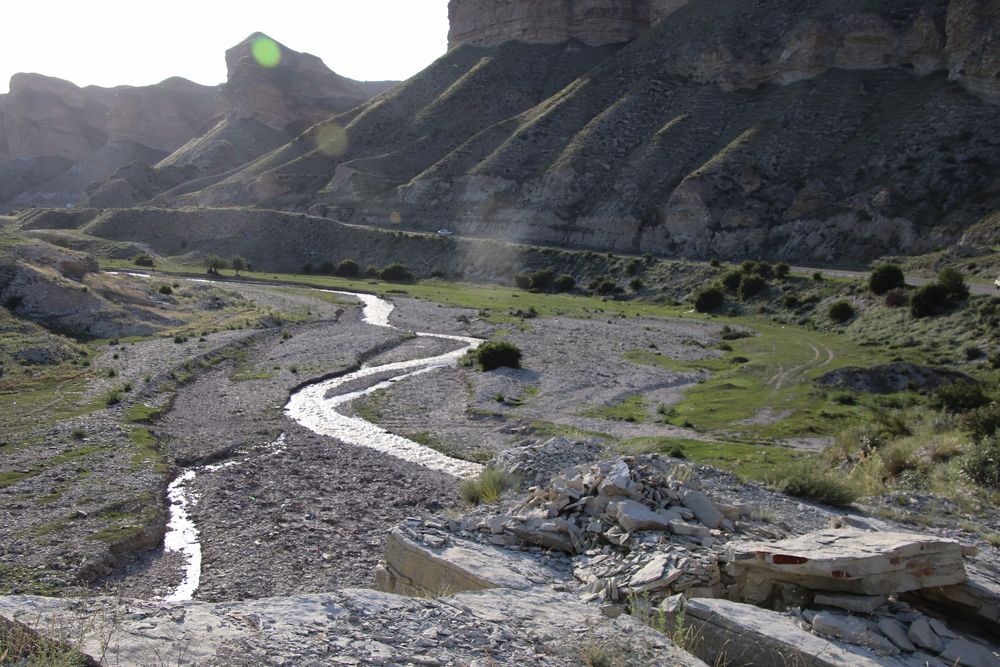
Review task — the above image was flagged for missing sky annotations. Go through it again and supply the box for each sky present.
[1,1,451,93]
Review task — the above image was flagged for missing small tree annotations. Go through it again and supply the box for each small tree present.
[629,278,644,292]
[595,278,618,295]
[302,262,313,275]
[528,268,555,291]
[204,255,228,273]
[318,260,335,276]
[334,259,360,278]
[829,300,855,323]
[938,268,969,302]
[775,262,790,279]
[133,253,155,267]
[721,270,743,293]
[738,274,767,300]
[231,256,247,277]
[513,273,532,289]
[869,264,905,295]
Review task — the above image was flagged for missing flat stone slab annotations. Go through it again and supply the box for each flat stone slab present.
[0,588,708,666]
[377,527,565,596]
[727,529,968,596]
[676,598,890,667]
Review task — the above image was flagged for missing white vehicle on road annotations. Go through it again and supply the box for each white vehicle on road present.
[437,229,454,237]
[994,274,1000,290]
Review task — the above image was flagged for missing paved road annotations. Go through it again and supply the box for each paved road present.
[790,266,997,296]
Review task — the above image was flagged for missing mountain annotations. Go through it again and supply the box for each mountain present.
[0,34,396,212]
[145,0,999,263]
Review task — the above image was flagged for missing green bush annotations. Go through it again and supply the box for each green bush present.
[766,462,859,507]
[738,274,767,300]
[625,259,642,276]
[231,256,247,276]
[158,284,173,295]
[782,295,799,309]
[963,435,1000,488]
[721,270,743,293]
[869,264,905,295]
[938,268,969,302]
[828,300,855,323]
[774,262,790,279]
[460,467,516,504]
[694,287,724,313]
[529,268,555,291]
[513,272,531,289]
[554,274,575,292]
[960,404,1000,441]
[931,382,990,413]
[318,260,335,275]
[334,259,360,278]
[302,262,313,275]
[365,264,379,278]
[720,325,753,340]
[594,279,618,296]
[910,283,948,318]
[629,278,644,292]
[474,341,522,370]
[379,263,415,282]
[133,253,155,267]
[204,255,228,272]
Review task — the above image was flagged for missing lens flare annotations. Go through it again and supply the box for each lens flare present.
[252,36,282,68]
[389,212,402,225]
[316,123,348,157]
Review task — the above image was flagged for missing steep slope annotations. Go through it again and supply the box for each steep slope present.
[172,0,1000,263]
[0,74,218,210]
[84,34,396,208]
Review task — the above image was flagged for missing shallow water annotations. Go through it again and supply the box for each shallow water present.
[161,290,483,601]
[285,291,484,479]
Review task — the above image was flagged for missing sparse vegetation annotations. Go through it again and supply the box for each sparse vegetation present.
[766,461,859,507]
[459,467,516,504]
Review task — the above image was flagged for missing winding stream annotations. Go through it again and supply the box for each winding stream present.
[160,290,484,601]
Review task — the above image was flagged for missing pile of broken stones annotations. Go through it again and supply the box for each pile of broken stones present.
[380,444,1000,666]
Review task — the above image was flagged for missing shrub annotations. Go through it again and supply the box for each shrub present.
[766,462,859,507]
[964,345,983,361]
[513,272,531,289]
[528,268,555,291]
[910,283,948,318]
[828,300,855,323]
[379,263,415,282]
[960,404,1000,441]
[938,268,969,302]
[625,259,642,276]
[365,265,379,278]
[694,287,724,313]
[709,258,720,268]
[474,341,522,370]
[231,256,247,276]
[738,274,767,300]
[775,262,790,279]
[460,467,516,504]
[318,260,335,275]
[782,295,799,309]
[334,259,360,278]
[812,272,824,281]
[720,325,753,340]
[594,279,618,296]
[963,434,1000,488]
[885,288,907,308]
[720,270,743,293]
[302,262,313,275]
[931,382,990,413]
[990,352,1000,370]
[629,278,644,292]
[133,253,155,267]
[554,274,575,292]
[173,334,188,344]
[869,264,905,295]
[158,285,173,295]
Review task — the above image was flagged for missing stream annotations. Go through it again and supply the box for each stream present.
[159,290,483,602]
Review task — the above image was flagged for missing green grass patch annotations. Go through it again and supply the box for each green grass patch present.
[583,395,649,423]
[459,467,517,505]
[124,402,161,423]
[618,437,812,482]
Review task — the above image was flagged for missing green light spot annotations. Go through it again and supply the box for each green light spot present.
[252,36,282,68]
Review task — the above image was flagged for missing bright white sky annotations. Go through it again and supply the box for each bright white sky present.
[1,1,451,92]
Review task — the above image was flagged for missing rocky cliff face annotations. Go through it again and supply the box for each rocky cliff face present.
[166,0,999,263]
[0,34,394,212]
[0,74,219,210]
[82,33,394,209]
